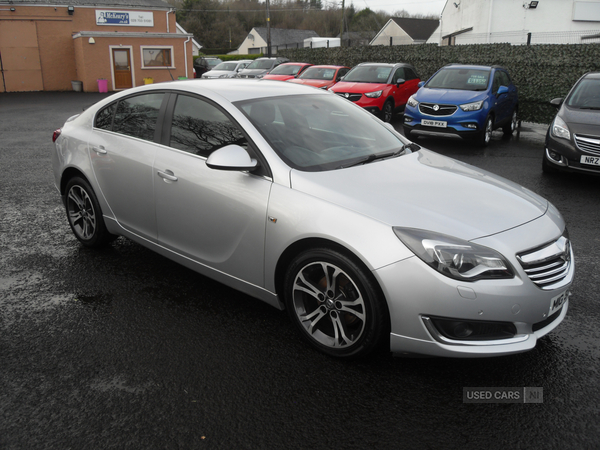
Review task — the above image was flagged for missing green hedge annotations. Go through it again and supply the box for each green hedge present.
[279,43,600,124]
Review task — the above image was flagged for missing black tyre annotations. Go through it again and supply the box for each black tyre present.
[382,100,394,123]
[478,115,493,147]
[502,109,518,135]
[64,176,114,247]
[283,247,388,358]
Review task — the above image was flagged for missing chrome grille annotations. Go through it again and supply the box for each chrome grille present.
[575,134,600,156]
[517,236,572,290]
[335,92,362,102]
[419,103,457,117]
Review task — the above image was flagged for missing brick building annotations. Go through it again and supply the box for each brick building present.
[0,0,194,92]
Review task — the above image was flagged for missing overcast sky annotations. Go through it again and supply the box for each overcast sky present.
[357,0,447,16]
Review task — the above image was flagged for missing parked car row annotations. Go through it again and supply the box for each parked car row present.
[196,58,521,147]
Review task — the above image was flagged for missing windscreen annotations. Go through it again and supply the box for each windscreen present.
[213,62,238,71]
[342,66,392,83]
[566,77,600,109]
[299,67,336,80]
[236,94,406,172]
[426,68,491,91]
[246,60,275,70]
[270,64,303,75]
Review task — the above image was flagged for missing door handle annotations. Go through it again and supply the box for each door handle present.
[92,145,107,155]
[157,169,178,182]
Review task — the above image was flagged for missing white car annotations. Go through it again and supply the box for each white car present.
[51,79,574,358]
[201,60,253,79]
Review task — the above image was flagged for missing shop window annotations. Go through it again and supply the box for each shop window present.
[142,47,173,68]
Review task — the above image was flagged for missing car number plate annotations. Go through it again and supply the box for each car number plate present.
[422,119,447,128]
[580,155,600,166]
[549,290,568,316]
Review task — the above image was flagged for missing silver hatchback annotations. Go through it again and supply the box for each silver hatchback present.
[51,79,574,358]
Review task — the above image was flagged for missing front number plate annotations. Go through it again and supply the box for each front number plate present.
[422,119,447,128]
[549,290,568,316]
[580,155,600,166]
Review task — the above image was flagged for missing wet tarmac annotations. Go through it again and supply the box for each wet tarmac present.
[1,91,599,449]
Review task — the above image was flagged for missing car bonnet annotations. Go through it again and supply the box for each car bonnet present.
[416,87,486,104]
[289,149,548,241]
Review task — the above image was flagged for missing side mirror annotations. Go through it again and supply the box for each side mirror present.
[418,81,425,88]
[550,98,564,108]
[396,78,405,86]
[497,85,509,96]
[206,145,258,171]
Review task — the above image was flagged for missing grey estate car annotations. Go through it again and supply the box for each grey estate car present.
[51,79,574,358]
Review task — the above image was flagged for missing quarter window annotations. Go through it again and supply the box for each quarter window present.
[95,102,116,130]
[142,48,173,68]
[113,93,165,141]
[169,95,247,157]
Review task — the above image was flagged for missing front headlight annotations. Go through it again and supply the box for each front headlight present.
[407,95,418,108]
[364,90,383,98]
[459,100,484,112]
[551,115,570,140]
[393,228,515,281]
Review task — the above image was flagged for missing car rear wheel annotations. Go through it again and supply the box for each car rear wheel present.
[283,248,388,358]
[503,109,518,135]
[65,177,114,248]
[382,100,394,123]
[479,115,493,146]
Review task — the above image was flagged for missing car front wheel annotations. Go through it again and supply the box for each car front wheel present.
[382,100,394,123]
[65,177,114,247]
[283,248,388,358]
[503,109,518,135]
[479,115,493,146]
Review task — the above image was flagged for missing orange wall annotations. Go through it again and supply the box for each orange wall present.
[0,5,189,92]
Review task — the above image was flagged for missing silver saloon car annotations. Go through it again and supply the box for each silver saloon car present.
[51,79,574,359]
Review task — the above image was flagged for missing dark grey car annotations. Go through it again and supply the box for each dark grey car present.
[543,72,600,174]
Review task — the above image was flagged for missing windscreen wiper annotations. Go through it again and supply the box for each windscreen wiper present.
[337,147,407,169]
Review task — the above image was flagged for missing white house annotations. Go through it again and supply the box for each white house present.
[176,23,202,55]
[370,18,440,46]
[304,37,340,48]
[431,0,600,45]
[235,27,319,54]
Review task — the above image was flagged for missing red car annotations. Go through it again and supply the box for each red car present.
[262,62,313,81]
[288,65,350,90]
[329,62,420,122]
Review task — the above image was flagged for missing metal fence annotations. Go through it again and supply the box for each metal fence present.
[450,29,600,45]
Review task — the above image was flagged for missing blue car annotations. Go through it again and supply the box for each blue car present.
[403,64,519,146]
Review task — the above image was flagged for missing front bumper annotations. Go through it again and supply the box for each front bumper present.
[545,131,600,175]
[403,106,485,140]
[374,218,574,357]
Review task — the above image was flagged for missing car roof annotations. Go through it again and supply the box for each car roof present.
[442,64,498,71]
[113,79,329,104]
[583,72,600,80]
[309,65,348,69]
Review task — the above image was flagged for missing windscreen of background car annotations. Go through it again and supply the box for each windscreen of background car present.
[566,78,600,109]
[236,94,404,172]
[427,68,491,91]
[269,64,303,75]
[299,67,336,80]
[342,66,392,83]
[246,60,275,70]
[213,62,239,71]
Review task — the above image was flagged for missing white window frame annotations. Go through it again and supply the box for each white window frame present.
[140,45,175,69]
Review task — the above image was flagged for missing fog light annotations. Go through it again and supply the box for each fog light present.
[453,322,473,338]
[463,123,478,129]
[549,150,561,161]
[427,316,517,341]
[546,148,568,166]
[404,116,413,123]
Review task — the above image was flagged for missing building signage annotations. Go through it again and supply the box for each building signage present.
[95,10,154,27]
